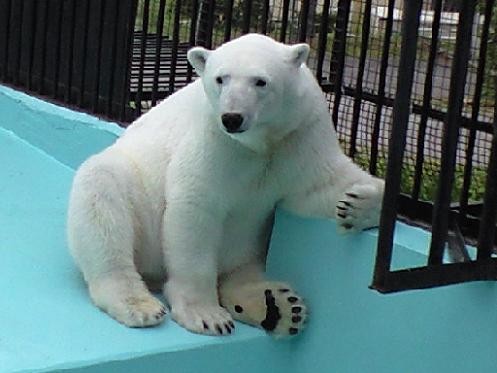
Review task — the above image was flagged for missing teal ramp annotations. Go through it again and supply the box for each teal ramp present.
[1,84,497,372]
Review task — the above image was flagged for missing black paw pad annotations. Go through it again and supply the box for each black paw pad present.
[342,223,353,230]
[260,289,281,331]
[289,327,299,335]
[287,296,298,304]
[292,315,302,323]
[292,306,302,314]
[234,305,244,313]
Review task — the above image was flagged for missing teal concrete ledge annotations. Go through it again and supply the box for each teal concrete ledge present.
[1,85,497,372]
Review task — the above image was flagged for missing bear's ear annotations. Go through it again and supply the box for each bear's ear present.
[187,47,211,76]
[287,43,310,68]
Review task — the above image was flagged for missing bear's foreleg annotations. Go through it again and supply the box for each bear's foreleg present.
[219,265,307,336]
[281,162,384,232]
[162,202,235,335]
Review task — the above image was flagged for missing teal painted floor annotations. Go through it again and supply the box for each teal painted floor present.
[2,84,497,372]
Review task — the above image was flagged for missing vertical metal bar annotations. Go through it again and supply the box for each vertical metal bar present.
[91,0,105,112]
[261,0,269,35]
[279,0,290,42]
[428,0,476,265]
[119,0,138,122]
[41,0,61,95]
[205,0,216,48]
[76,0,90,106]
[0,0,12,81]
[135,0,150,117]
[372,0,422,291]
[7,0,22,84]
[348,0,371,159]
[187,0,199,83]
[19,0,36,86]
[105,0,120,116]
[25,0,37,90]
[298,0,310,42]
[476,86,497,260]
[315,0,331,84]
[168,0,182,95]
[411,0,442,200]
[330,0,351,129]
[38,0,49,93]
[223,0,234,42]
[459,0,495,220]
[242,0,252,34]
[151,0,166,106]
[53,0,64,97]
[369,0,395,176]
[63,0,76,102]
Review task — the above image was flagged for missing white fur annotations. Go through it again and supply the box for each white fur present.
[67,34,384,335]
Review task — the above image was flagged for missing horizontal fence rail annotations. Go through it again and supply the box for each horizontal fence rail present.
[1,0,496,292]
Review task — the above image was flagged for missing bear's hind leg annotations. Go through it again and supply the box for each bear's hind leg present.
[219,265,307,336]
[68,164,166,327]
[88,272,167,327]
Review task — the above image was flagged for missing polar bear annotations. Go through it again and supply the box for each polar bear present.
[67,34,384,336]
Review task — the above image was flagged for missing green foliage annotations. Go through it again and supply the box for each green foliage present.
[353,150,488,203]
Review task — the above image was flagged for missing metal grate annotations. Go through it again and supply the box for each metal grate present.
[371,0,497,293]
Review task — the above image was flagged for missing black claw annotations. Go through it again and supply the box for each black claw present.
[337,213,347,219]
[278,288,290,293]
[215,324,223,334]
[203,321,209,330]
[234,305,244,313]
[228,321,235,329]
[289,327,299,335]
[338,200,353,207]
[336,205,347,211]
[345,192,359,199]
[342,223,353,230]
[292,306,302,314]
[225,324,232,334]
[287,296,298,304]
[292,315,302,323]
[264,289,272,296]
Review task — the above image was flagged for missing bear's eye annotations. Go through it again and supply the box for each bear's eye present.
[216,76,223,85]
[255,79,267,87]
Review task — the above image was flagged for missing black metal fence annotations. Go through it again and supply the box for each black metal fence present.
[1,0,497,292]
[0,0,137,120]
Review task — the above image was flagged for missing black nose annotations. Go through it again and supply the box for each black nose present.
[221,113,244,133]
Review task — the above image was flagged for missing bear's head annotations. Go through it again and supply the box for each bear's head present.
[187,34,311,153]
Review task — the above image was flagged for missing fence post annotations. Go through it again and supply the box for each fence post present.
[372,0,423,291]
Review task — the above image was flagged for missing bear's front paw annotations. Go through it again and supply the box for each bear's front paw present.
[336,179,384,233]
[171,301,235,336]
